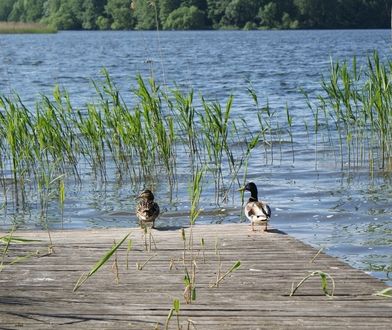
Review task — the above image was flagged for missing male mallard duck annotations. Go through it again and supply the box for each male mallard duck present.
[239,182,271,232]
[136,189,160,229]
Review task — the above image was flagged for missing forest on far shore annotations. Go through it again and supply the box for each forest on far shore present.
[0,0,390,31]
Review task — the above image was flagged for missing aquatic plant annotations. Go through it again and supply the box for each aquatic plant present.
[166,88,200,174]
[0,69,293,226]
[189,167,204,225]
[135,75,176,185]
[309,51,392,172]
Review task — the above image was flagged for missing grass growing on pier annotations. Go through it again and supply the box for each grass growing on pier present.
[374,287,392,298]
[290,270,335,297]
[0,227,51,273]
[73,232,130,292]
[0,22,57,34]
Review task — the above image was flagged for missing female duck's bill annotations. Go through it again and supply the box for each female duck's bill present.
[136,189,160,229]
[239,182,271,232]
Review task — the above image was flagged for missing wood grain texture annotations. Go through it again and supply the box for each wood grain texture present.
[1,224,391,329]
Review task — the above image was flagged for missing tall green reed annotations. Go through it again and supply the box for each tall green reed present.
[135,75,176,186]
[0,69,297,222]
[0,95,34,207]
[166,88,200,175]
[248,85,285,164]
[309,51,392,172]
[200,96,232,202]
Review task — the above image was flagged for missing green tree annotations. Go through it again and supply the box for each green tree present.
[335,0,390,29]
[206,0,231,28]
[105,0,134,29]
[0,0,14,21]
[159,0,181,25]
[294,0,337,28]
[281,12,298,29]
[24,0,46,22]
[41,0,61,26]
[7,1,23,21]
[81,0,106,30]
[1,0,390,30]
[222,0,261,28]
[43,0,83,30]
[258,2,278,28]
[133,0,159,30]
[164,5,206,29]
[96,15,111,29]
[182,0,208,11]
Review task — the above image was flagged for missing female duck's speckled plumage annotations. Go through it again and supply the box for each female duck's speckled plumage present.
[239,182,271,232]
[136,189,160,228]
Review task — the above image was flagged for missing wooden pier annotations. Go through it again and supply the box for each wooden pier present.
[1,224,391,329]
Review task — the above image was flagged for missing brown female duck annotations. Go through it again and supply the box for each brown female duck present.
[136,189,160,229]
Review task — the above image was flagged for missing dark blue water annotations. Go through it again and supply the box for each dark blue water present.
[0,30,391,286]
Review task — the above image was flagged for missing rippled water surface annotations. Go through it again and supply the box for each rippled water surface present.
[0,30,391,285]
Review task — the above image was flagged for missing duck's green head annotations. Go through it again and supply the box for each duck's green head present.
[238,182,258,199]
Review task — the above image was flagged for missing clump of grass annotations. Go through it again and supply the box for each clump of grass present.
[183,268,196,304]
[0,226,16,272]
[0,227,47,272]
[0,69,293,223]
[308,51,392,172]
[0,90,79,218]
[175,167,205,305]
[200,96,232,201]
[167,89,200,174]
[0,21,57,34]
[135,75,176,186]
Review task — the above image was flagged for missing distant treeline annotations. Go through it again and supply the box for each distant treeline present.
[0,0,390,30]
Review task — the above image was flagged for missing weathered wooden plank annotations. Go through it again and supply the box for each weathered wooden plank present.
[0,224,391,329]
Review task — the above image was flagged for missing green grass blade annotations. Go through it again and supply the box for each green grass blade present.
[73,232,130,292]
[374,287,392,298]
[173,298,180,313]
[88,232,130,277]
[228,260,241,273]
[0,236,41,244]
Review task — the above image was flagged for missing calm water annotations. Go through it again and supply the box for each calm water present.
[0,30,391,285]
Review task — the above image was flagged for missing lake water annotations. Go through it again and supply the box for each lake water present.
[0,30,391,286]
